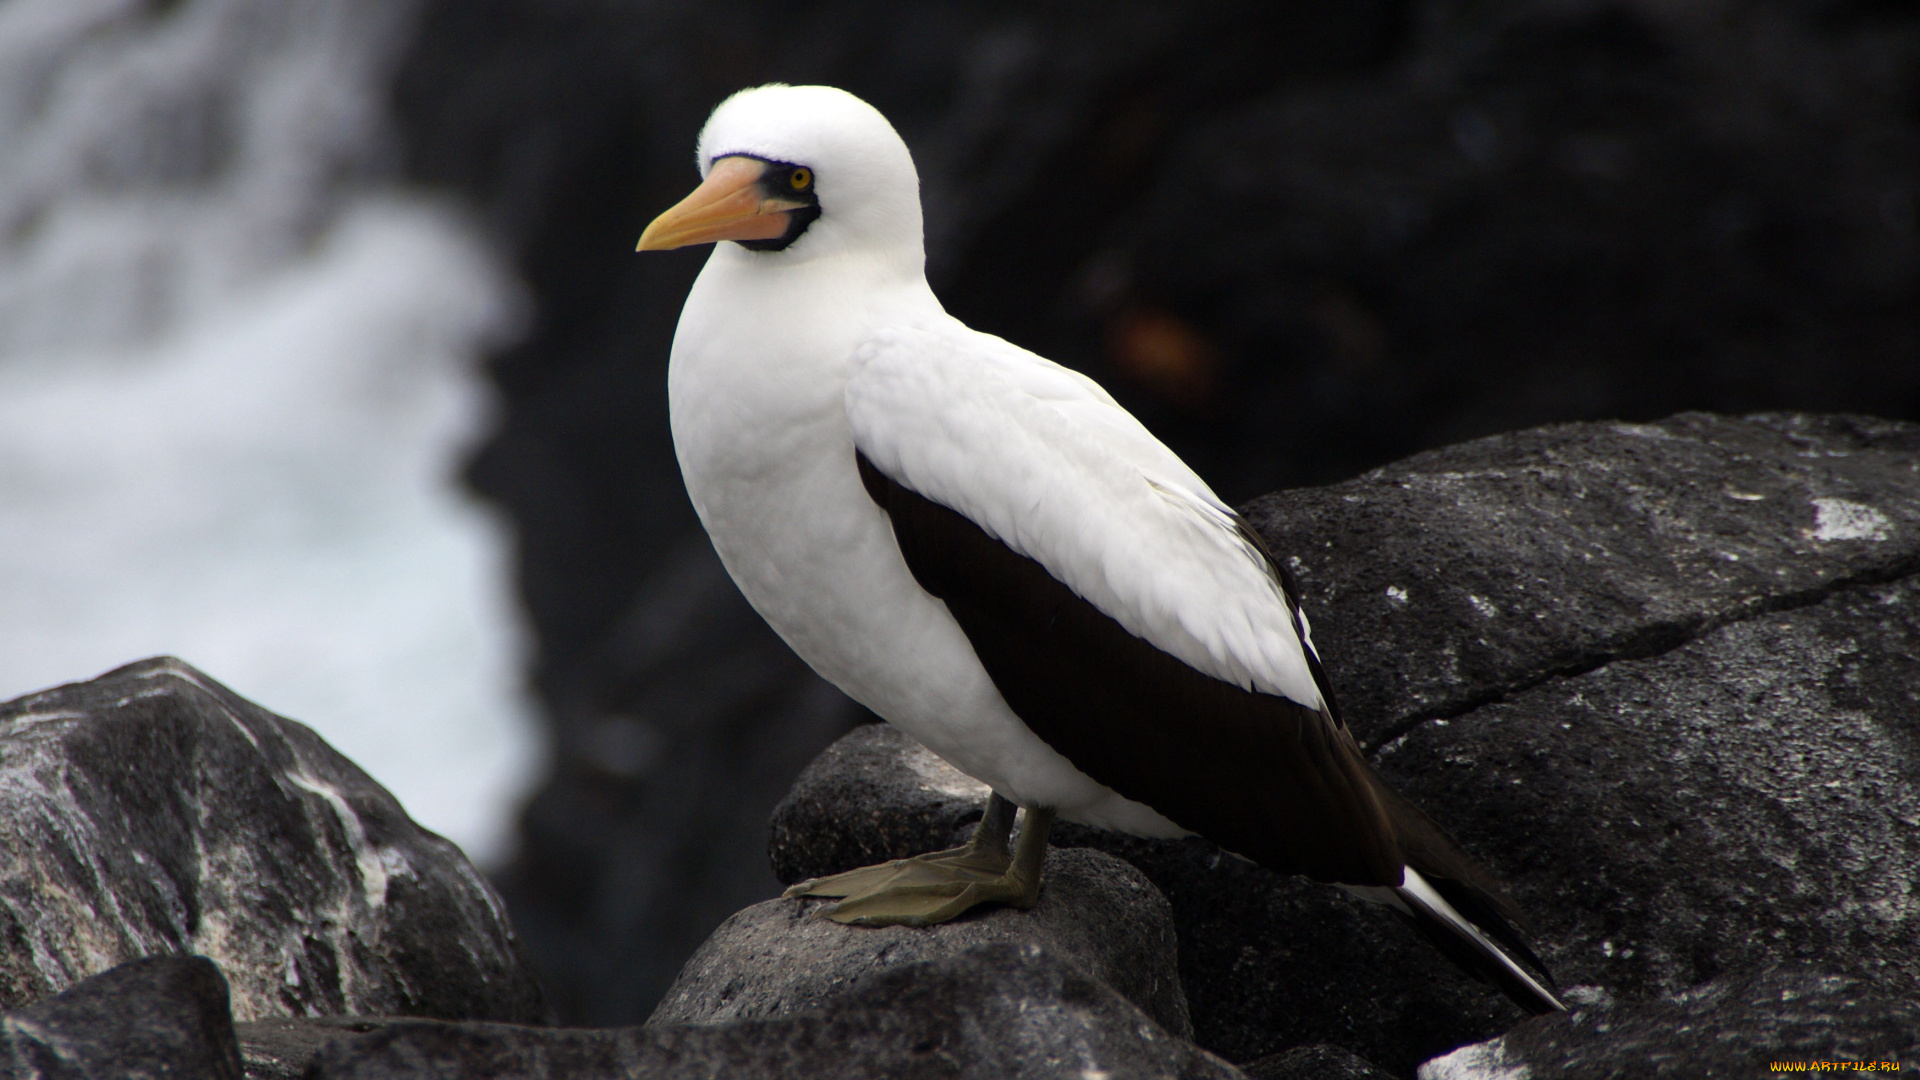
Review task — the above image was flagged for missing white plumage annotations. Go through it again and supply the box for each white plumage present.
[644,82,1562,1013]
[667,85,1318,834]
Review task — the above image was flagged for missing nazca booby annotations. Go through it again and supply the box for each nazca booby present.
[638,84,1564,1015]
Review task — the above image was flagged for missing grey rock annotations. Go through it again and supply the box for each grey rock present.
[311,943,1243,1079]
[1243,413,1920,746]
[1376,572,1920,1002]
[235,1017,403,1080]
[1242,1044,1396,1080]
[0,657,549,1024]
[1419,968,1920,1079]
[652,846,1189,1038]
[772,414,1920,1074]
[773,723,1511,1075]
[0,955,244,1080]
[769,720,1001,887]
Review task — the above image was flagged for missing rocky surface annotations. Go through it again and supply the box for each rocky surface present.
[1242,412,1920,746]
[1420,968,1919,1079]
[235,1017,408,1080]
[311,944,1241,1079]
[1242,1044,1397,1080]
[387,0,1920,1025]
[0,955,245,1080]
[0,657,549,1024]
[653,846,1189,1038]
[774,723,1517,1075]
[772,413,1920,1074]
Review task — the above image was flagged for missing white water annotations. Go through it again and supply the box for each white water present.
[0,0,542,865]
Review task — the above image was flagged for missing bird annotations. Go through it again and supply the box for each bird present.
[637,83,1564,1015]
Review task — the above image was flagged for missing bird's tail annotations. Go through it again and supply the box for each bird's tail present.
[1339,773,1566,1015]
[1340,867,1563,1014]
[1394,867,1565,1014]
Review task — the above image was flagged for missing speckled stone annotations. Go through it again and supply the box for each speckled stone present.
[1242,1044,1396,1080]
[772,414,1920,1075]
[1243,413,1920,747]
[1419,968,1920,1079]
[652,846,1190,1039]
[310,944,1243,1080]
[0,956,245,1080]
[0,657,549,1024]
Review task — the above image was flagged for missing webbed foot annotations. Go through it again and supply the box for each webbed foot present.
[782,794,1054,927]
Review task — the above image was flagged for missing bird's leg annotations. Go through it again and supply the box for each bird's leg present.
[782,794,1056,926]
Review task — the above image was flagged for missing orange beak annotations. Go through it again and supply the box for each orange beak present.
[635,156,809,251]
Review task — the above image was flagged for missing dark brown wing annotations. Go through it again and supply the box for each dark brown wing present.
[856,451,1402,886]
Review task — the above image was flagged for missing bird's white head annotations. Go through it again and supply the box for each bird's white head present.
[636,85,923,274]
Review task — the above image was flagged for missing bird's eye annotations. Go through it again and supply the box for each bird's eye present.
[789,167,813,191]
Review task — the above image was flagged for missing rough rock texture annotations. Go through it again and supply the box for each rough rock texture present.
[235,1017,404,1080]
[1419,968,1920,1079]
[769,721,1001,886]
[1243,412,1920,746]
[1377,573,1920,1001]
[652,846,1189,1038]
[391,0,1920,1024]
[772,413,1920,1075]
[0,956,245,1080]
[1243,1045,1397,1080]
[311,944,1242,1080]
[0,657,549,1024]
[774,723,1511,1075]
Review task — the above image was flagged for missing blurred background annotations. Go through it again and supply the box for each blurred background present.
[1,0,1914,1027]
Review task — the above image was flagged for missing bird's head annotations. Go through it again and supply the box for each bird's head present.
[636,85,923,270]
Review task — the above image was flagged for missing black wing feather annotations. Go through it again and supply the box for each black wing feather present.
[857,450,1402,886]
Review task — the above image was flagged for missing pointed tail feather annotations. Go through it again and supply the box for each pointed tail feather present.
[1393,867,1564,1014]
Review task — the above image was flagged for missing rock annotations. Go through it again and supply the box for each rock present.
[771,414,1920,1074]
[774,723,1512,1075]
[1376,571,1920,1001]
[311,943,1242,1079]
[0,657,549,1024]
[1241,1044,1396,1080]
[652,846,1189,1038]
[1419,968,1920,1079]
[0,955,245,1080]
[1243,412,1920,746]
[235,1017,407,1080]
[769,720,1001,886]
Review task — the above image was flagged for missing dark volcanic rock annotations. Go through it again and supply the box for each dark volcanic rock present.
[652,846,1190,1038]
[311,943,1241,1080]
[0,657,548,1024]
[235,1017,407,1080]
[1376,572,1920,1002]
[773,723,1518,1074]
[1419,968,1920,1079]
[1243,412,1920,745]
[0,955,244,1080]
[772,414,1920,1074]
[1243,1044,1397,1080]
[769,720,1000,886]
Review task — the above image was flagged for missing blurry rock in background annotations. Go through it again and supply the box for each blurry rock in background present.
[0,0,541,864]
[392,0,1919,1024]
